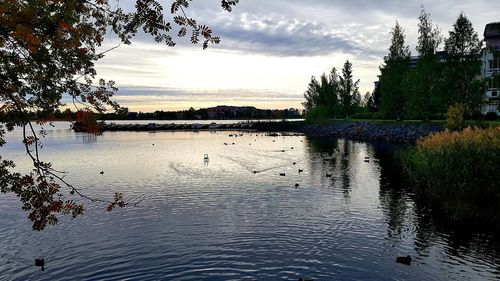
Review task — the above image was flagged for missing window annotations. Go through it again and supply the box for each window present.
[489,76,500,89]
[492,90,498,97]
[489,100,499,110]
[494,58,500,69]
[488,79,500,89]
[488,59,500,70]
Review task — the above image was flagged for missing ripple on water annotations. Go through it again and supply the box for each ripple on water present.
[0,130,499,280]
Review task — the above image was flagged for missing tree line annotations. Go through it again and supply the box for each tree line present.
[303,60,361,121]
[305,7,499,121]
[0,106,302,122]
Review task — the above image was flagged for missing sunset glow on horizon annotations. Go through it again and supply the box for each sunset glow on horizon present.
[93,0,499,112]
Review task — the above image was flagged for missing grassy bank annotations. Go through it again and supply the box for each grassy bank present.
[401,126,500,226]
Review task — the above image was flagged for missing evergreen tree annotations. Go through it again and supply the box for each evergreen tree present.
[407,6,443,120]
[303,76,322,111]
[303,68,340,118]
[379,22,411,120]
[369,82,382,112]
[339,60,360,118]
[444,13,485,115]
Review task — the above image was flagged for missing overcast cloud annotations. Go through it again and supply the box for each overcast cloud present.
[95,0,500,111]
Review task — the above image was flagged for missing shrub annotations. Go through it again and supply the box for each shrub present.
[351,112,374,119]
[372,112,385,120]
[485,111,498,121]
[305,106,332,124]
[445,103,466,131]
[401,126,500,225]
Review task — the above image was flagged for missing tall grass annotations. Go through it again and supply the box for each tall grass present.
[401,126,500,225]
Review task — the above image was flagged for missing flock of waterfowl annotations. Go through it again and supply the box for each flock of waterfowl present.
[218,132,381,190]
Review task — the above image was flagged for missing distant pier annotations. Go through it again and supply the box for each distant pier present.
[74,122,256,132]
[72,120,305,133]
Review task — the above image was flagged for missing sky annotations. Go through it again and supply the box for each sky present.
[94,0,500,112]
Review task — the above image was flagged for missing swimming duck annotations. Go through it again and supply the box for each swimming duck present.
[35,258,45,271]
[396,255,412,265]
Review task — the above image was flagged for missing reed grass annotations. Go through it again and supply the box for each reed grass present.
[401,126,500,224]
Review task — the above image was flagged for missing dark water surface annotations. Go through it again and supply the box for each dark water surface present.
[0,123,499,280]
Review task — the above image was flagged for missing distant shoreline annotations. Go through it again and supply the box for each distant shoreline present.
[72,120,444,144]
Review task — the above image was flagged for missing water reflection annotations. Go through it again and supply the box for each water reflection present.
[306,138,355,202]
[0,129,499,280]
[307,137,500,280]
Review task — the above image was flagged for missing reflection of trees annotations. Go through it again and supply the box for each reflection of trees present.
[305,137,357,202]
[306,137,500,273]
[305,137,339,184]
[339,140,353,200]
[80,133,97,144]
[374,143,500,270]
[375,143,412,240]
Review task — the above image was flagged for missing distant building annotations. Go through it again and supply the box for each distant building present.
[482,22,500,115]
[408,51,448,69]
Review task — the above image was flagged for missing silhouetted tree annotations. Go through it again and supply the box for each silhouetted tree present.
[339,60,360,118]
[379,22,411,120]
[406,7,443,120]
[444,13,485,115]
[303,68,341,118]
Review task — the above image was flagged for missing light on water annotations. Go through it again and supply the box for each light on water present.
[0,123,499,280]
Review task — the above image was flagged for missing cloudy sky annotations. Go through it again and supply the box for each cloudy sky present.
[94,0,500,112]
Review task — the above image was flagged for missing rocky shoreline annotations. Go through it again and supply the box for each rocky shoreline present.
[296,122,443,144]
[73,120,444,144]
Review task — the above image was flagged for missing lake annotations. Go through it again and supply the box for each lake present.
[0,122,498,280]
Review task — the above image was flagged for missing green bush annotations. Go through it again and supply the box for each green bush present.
[305,106,332,124]
[372,112,385,120]
[351,112,374,119]
[485,111,498,121]
[445,103,466,131]
[401,126,500,225]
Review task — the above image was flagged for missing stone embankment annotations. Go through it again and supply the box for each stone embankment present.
[73,120,443,143]
[73,122,256,132]
[298,122,443,143]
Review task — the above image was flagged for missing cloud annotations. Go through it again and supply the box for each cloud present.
[92,0,500,111]
[108,86,304,111]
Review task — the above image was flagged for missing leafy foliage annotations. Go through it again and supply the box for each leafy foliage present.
[442,13,487,116]
[303,60,360,122]
[406,7,443,120]
[303,68,340,119]
[401,126,500,224]
[378,9,488,121]
[304,106,331,124]
[339,60,360,118]
[0,0,239,230]
[445,103,466,131]
[379,22,411,120]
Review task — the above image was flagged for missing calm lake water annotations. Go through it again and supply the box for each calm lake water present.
[0,122,499,280]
